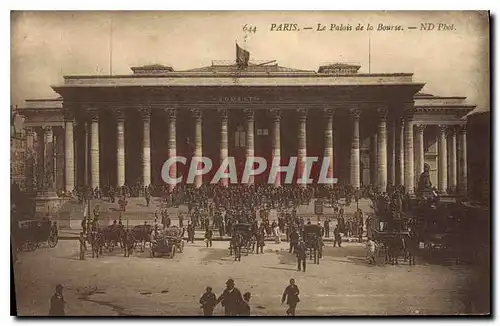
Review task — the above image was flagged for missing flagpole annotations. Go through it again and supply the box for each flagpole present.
[368,29,371,73]
[109,17,113,76]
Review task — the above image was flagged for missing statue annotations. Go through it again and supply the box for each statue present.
[418,163,433,192]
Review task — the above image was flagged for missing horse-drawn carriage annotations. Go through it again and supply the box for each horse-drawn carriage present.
[150,226,184,258]
[370,211,417,265]
[303,224,323,264]
[229,223,255,261]
[14,219,58,251]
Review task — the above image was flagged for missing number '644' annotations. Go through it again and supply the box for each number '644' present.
[243,24,257,33]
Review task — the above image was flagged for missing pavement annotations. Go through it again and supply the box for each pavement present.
[12,239,490,316]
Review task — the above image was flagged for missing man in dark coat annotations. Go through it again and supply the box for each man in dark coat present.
[333,225,342,248]
[48,284,65,316]
[216,279,244,316]
[281,278,300,316]
[323,218,330,238]
[205,227,213,248]
[199,286,217,316]
[296,239,307,272]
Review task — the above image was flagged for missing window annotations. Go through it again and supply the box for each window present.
[235,126,246,148]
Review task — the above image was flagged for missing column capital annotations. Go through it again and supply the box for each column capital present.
[243,108,254,121]
[297,108,308,120]
[218,108,228,122]
[323,108,335,118]
[458,124,467,134]
[437,125,448,133]
[164,108,177,120]
[140,108,151,120]
[349,108,361,120]
[87,108,99,122]
[269,108,281,121]
[377,108,388,120]
[114,109,125,122]
[446,126,458,136]
[414,124,426,133]
[43,126,53,134]
[63,109,74,121]
[191,108,202,121]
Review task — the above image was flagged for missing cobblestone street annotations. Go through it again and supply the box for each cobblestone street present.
[13,239,486,316]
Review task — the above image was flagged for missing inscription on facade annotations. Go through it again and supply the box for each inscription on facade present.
[216,96,260,103]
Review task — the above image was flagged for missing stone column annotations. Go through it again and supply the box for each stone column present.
[324,109,334,180]
[388,119,396,187]
[270,108,281,186]
[244,109,255,185]
[377,108,388,192]
[64,113,75,193]
[397,118,405,186]
[115,109,126,188]
[404,111,415,194]
[349,108,361,188]
[437,125,448,194]
[458,125,468,195]
[218,108,229,186]
[43,126,55,190]
[141,108,151,187]
[26,128,34,149]
[370,133,378,185]
[89,110,100,189]
[192,109,203,188]
[166,109,177,190]
[297,108,308,187]
[448,127,457,193]
[414,124,425,184]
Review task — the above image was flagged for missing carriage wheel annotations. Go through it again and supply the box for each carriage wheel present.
[48,233,58,248]
[170,245,176,259]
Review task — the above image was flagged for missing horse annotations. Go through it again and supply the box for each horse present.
[307,235,322,265]
[131,225,153,251]
[102,225,125,252]
[122,229,136,257]
[87,231,104,258]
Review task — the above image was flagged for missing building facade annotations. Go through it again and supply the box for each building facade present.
[19,61,475,195]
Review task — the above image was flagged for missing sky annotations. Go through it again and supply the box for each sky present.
[10,11,490,111]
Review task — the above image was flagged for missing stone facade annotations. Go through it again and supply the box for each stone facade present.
[18,62,475,195]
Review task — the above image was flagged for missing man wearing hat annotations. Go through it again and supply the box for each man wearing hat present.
[216,279,243,316]
[281,278,300,316]
[296,238,307,272]
[48,284,66,316]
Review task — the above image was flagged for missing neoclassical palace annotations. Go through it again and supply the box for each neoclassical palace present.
[20,60,475,195]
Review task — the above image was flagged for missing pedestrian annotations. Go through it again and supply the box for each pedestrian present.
[79,232,86,260]
[179,213,184,228]
[366,237,376,264]
[238,292,251,316]
[323,218,330,238]
[199,286,217,316]
[205,227,213,248]
[281,278,300,316]
[216,279,244,316]
[296,239,307,272]
[48,284,66,316]
[333,225,342,248]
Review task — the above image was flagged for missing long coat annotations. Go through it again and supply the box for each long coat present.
[282,284,300,305]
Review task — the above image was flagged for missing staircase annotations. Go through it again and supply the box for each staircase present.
[55,197,374,230]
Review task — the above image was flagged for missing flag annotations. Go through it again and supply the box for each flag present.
[236,42,250,68]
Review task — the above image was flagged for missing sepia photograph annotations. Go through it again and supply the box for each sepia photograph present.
[10,10,490,316]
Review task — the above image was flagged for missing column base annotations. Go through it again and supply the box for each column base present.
[34,189,66,218]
